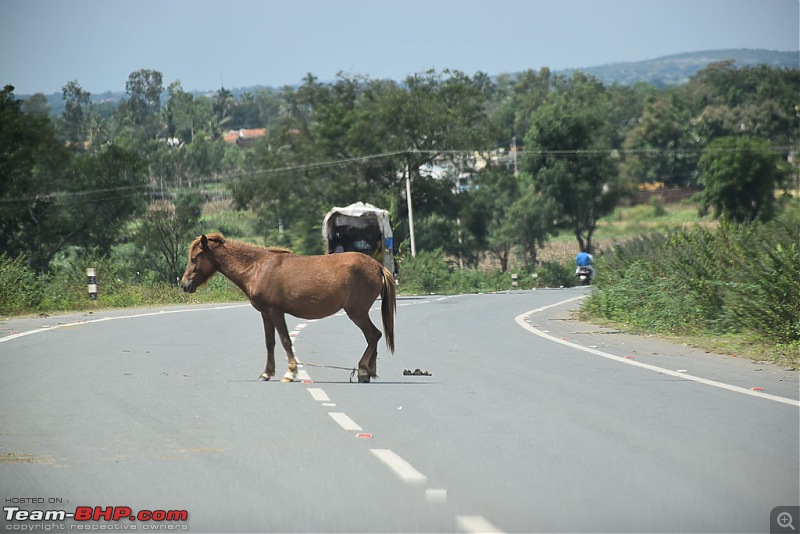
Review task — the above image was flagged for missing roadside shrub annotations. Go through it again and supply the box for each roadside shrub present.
[398,250,452,294]
[397,251,568,294]
[725,227,800,343]
[650,196,667,217]
[40,253,126,311]
[0,250,247,316]
[0,254,43,315]
[584,260,703,332]
[585,220,800,345]
[534,261,575,288]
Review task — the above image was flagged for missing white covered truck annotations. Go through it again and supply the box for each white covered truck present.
[322,202,395,275]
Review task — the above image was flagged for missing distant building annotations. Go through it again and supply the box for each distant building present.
[223,128,266,147]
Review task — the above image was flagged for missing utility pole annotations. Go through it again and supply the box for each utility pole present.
[512,136,519,177]
[405,151,416,257]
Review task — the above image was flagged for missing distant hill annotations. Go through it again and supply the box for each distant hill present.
[556,49,799,87]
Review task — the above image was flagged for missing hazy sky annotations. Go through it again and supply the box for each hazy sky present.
[1,0,798,95]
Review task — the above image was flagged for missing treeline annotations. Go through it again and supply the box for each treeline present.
[1,62,798,287]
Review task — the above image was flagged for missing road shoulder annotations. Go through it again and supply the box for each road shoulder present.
[520,294,799,402]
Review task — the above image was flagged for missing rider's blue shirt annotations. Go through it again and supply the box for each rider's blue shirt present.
[576,252,593,266]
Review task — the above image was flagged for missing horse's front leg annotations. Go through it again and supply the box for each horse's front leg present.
[258,312,276,381]
[271,312,298,382]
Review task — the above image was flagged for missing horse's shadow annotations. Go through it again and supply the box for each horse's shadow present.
[227,379,438,385]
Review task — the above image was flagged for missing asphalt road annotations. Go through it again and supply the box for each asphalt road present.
[1,289,798,533]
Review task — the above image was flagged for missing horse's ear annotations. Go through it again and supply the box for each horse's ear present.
[200,235,208,249]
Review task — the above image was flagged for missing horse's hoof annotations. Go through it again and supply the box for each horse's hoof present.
[258,373,271,381]
[281,371,297,383]
[357,372,371,383]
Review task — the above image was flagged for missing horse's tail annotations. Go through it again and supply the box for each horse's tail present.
[380,265,396,354]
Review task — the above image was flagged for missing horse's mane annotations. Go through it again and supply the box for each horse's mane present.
[190,232,225,250]
[191,233,292,254]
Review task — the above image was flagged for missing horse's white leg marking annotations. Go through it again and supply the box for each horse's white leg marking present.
[281,370,297,382]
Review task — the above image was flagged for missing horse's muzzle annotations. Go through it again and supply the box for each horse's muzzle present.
[180,278,196,294]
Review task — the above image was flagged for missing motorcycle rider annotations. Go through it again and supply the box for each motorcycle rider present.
[575,250,595,280]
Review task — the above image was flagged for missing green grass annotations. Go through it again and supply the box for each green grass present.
[576,310,799,367]
[541,198,711,263]
[200,199,264,243]
[594,199,707,240]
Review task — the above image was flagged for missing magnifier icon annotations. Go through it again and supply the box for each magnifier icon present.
[778,512,796,531]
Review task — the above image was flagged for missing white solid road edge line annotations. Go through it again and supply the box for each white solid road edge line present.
[0,304,250,344]
[370,449,427,483]
[456,515,505,534]
[515,296,800,408]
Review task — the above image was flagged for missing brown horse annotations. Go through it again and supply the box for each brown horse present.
[180,233,396,383]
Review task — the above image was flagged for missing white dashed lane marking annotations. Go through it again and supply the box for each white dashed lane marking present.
[369,449,427,483]
[456,515,505,533]
[294,296,503,533]
[328,412,363,431]
[307,388,330,402]
[425,488,448,503]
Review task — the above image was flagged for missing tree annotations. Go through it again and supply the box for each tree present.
[1,86,70,269]
[505,185,557,268]
[622,88,703,187]
[231,91,261,129]
[256,87,283,130]
[494,68,552,146]
[22,93,51,118]
[131,190,203,283]
[522,86,621,254]
[228,70,494,254]
[460,166,521,271]
[53,145,148,263]
[117,69,164,140]
[688,62,800,148]
[374,70,494,248]
[1,86,148,271]
[165,81,196,142]
[697,135,789,223]
[57,80,91,147]
[212,87,235,138]
[1,85,149,269]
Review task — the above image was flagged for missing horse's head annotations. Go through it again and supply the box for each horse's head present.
[180,234,223,293]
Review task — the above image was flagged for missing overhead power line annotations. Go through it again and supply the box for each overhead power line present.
[1,144,794,205]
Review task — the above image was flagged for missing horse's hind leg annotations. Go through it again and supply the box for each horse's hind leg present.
[258,312,276,381]
[271,312,299,382]
[346,309,382,383]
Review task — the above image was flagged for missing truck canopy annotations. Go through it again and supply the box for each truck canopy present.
[322,202,394,272]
